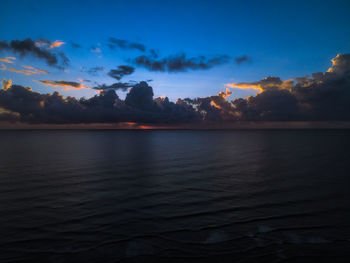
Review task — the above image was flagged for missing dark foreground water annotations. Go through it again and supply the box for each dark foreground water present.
[0,130,350,263]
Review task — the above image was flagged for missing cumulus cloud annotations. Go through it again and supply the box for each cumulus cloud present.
[1,79,12,90]
[108,37,146,52]
[1,54,350,125]
[0,38,68,68]
[0,81,198,124]
[134,54,229,72]
[108,65,135,80]
[327,53,350,74]
[37,80,89,90]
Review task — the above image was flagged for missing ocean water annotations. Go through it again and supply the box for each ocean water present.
[0,130,350,263]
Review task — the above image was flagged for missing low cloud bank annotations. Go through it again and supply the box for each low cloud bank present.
[1,54,350,125]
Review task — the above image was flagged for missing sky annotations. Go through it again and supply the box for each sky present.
[1,0,350,127]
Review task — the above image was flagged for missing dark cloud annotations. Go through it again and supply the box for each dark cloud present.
[134,54,229,72]
[235,55,251,64]
[81,66,105,76]
[108,38,146,52]
[0,82,199,124]
[149,49,159,58]
[125,81,155,110]
[0,111,20,123]
[0,38,68,68]
[108,65,135,80]
[93,82,135,92]
[1,54,350,125]
[38,80,88,90]
[70,42,81,48]
[58,52,69,68]
[225,54,350,121]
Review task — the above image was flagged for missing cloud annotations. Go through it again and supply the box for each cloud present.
[70,42,81,48]
[58,52,69,68]
[0,81,198,124]
[77,78,91,83]
[49,40,65,49]
[1,79,12,90]
[0,38,68,68]
[23,65,49,74]
[81,66,105,76]
[134,54,229,72]
[34,38,51,47]
[35,39,65,49]
[327,53,350,74]
[226,76,294,93]
[91,46,102,53]
[1,64,48,75]
[37,80,89,90]
[235,55,251,64]
[0,57,16,63]
[1,54,350,124]
[108,65,135,80]
[93,82,135,92]
[108,37,146,52]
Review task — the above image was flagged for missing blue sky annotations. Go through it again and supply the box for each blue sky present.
[1,0,350,101]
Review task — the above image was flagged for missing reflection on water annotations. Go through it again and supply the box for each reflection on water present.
[0,130,350,262]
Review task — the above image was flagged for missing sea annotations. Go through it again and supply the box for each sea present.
[0,130,350,262]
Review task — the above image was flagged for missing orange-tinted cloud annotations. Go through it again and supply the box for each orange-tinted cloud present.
[1,64,48,75]
[218,87,232,98]
[1,79,12,90]
[23,65,49,74]
[37,80,90,90]
[225,82,263,93]
[225,77,294,95]
[35,40,65,49]
[210,100,222,109]
[210,88,232,109]
[49,40,65,49]
[0,57,16,63]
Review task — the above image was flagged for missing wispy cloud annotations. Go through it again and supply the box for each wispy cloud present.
[37,80,90,90]
[49,40,65,49]
[235,55,251,64]
[134,54,229,72]
[80,66,105,76]
[108,37,146,52]
[1,64,48,75]
[35,39,65,49]
[23,65,49,74]
[91,45,102,53]
[0,57,16,63]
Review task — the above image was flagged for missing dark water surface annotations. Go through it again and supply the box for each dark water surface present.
[1,130,350,262]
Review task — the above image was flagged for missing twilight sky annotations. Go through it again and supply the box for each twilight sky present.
[1,0,350,99]
[1,0,350,126]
